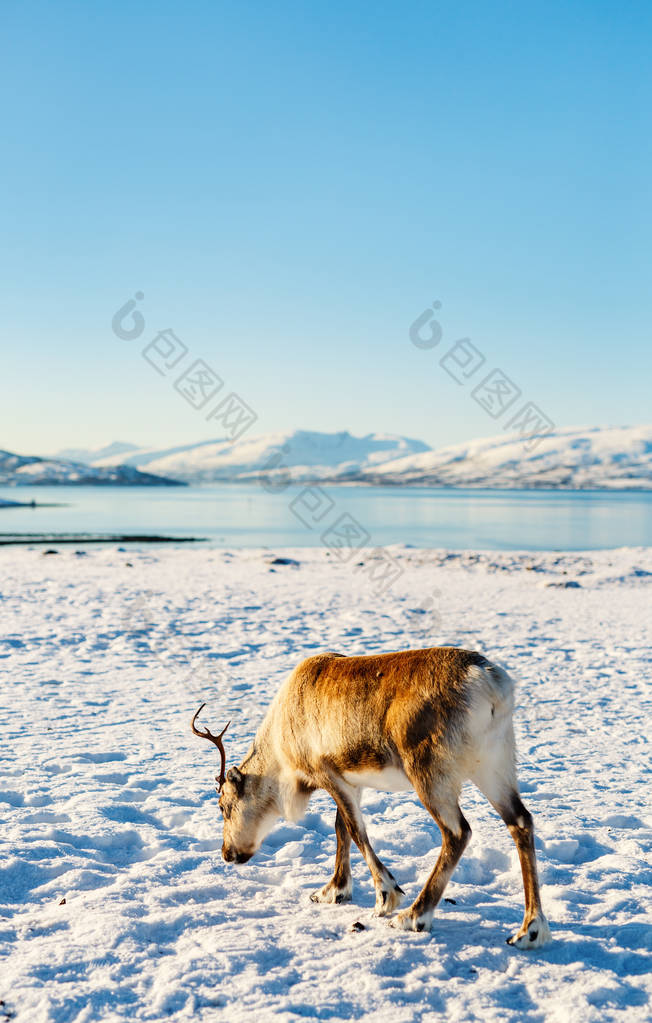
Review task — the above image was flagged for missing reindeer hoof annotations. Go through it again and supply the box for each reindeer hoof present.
[389,908,433,932]
[374,883,404,917]
[310,881,352,905]
[507,914,551,949]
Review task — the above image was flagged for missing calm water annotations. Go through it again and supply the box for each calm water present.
[0,485,651,550]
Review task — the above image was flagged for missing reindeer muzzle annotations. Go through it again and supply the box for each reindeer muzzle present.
[222,844,253,865]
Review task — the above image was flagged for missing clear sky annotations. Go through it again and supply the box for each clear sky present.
[2,0,650,455]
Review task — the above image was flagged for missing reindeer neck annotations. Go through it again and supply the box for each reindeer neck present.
[240,718,282,782]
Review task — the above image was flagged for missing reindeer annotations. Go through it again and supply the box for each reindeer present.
[191,647,551,946]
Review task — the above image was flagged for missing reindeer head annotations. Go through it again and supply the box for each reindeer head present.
[191,705,279,864]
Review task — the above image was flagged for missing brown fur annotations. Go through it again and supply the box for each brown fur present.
[275,648,486,777]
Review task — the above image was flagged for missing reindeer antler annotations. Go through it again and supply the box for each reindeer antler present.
[191,703,230,791]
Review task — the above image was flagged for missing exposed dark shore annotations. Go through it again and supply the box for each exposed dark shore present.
[0,533,204,545]
[0,499,64,509]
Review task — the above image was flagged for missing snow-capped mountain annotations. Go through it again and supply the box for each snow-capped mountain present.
[88,430,431,483]
[0,450,183,486]
[53,441,139,465]
[40,424,652,488]
[359,425,652,489]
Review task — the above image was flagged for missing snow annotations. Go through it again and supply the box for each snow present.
[51,444,140,466]
[366,425,652,489]
[89,430,430,483]
[26,424,652,488]
[74,424,652,488]
[1,545,651,1021]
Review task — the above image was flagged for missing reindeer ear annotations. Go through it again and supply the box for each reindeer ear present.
[227,766,245,794]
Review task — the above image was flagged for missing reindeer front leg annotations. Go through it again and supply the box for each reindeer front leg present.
[310,809,353,904]
[318,776,404,916]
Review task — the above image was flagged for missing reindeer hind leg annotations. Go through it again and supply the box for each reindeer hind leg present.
[470,735,551,949]
[496,791,551,949]
[392,772,471,932]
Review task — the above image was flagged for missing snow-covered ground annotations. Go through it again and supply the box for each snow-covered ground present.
[1,545,651,1022]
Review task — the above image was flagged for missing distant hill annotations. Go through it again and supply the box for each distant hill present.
[53,441,139,464]
[88,430,431,483]
[0,449,184,486]
[40,424,652,489]
[358,425,652,489]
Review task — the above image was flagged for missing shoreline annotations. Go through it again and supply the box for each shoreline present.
[2,480,652,492]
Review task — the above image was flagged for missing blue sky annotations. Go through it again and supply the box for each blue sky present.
[2,0,650,454]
